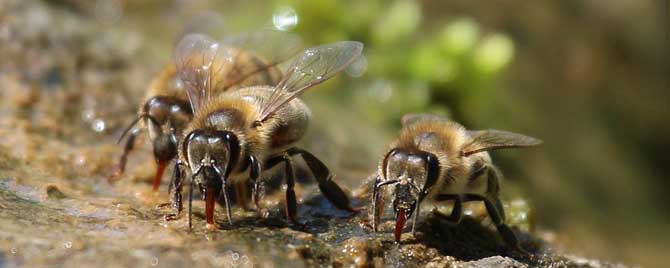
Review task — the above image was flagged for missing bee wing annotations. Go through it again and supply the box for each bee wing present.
[462,129,542,156]
[174,33,221,113]
[256,41,364,123]
[174,30,302,113]
[401,113,450,127]
[217,29,302,89]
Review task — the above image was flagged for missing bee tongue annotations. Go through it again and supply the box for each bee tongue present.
[394,208,407,242]
[152,161,167,191]
[205,186,216,227]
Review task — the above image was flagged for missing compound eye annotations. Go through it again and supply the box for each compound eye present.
[407,155,424,166]
[169,101,192,129]
[145,97,171,125]
[186,133,209,169]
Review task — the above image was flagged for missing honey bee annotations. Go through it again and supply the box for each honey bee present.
[371,113,541,251]
[165,35,364,229]
[112,30,301,192]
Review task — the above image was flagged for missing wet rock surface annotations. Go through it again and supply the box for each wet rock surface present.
[0,1,629,267]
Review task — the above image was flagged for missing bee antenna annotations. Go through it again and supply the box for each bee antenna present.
[117,115,144,144]
[376,179,399,188]
[117,114,162,144]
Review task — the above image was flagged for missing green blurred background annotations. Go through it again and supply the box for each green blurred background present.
[28,0,670,267]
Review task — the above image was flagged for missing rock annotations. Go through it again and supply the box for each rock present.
[459,256,527,268]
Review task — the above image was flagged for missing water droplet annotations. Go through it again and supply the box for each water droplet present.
[346,55,368,77]
[151,257,159,266]
[231,252,239,261]
[92,119,106,132]
[272,7,298,31]
[10,247,17,254]
[82,109,95,121]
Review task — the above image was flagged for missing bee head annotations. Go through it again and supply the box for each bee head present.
[377,148,440,241]
[183,129,240,185]
[143,96,192,141]
[136,96,189,164]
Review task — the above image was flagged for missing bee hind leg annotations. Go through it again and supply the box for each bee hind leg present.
[286,147,358,213]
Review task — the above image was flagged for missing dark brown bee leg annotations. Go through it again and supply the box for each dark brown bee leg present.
[433,194,463,224]
[110,130,138,182]
[463,194,527,254]
[372,175,383,232]
[248,155,262,211]
[286,147,358,213]
[234,182,249,211]
[263,154,297,222]
[188,173,194,231]
[263,154,298,221]
[283,154,298,222]
[165,162,184,221]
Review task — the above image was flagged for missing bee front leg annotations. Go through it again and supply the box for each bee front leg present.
[110,130,139,182]
[248,155,262,211]
[286,147,358,213]
[372,175,384,232]
[165,161,184,221]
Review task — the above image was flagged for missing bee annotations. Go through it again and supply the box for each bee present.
[165,35,364,229]
[112,30,301,192]
[371,113,541,251]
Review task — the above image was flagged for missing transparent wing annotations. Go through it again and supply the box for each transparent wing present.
[174,30,302,113]
[174,33,221,113]
[256,41,364,122]
[462,129,543,156]
[216,29,302,89]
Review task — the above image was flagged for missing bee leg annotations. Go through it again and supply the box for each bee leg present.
[248,155,262,211]
[110,130,138,182]
[264,154,298,222]
[234,182,250,211]
[434,194,463,224]
[221,180,233,225]
[464,194,527,255]
[283,154,298,222]
[411,197,422,236]
[165,162,184,221]
[372,175,384,232]
[286,147,358,213]
[188,173,195,231]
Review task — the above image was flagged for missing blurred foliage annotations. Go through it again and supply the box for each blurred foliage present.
[273,0,515,126]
